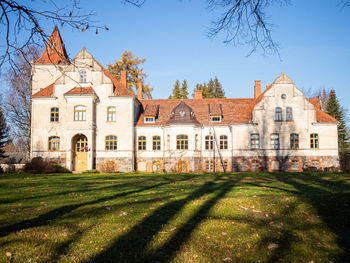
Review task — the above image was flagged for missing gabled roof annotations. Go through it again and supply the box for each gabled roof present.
[31,83,54,98]
[64,87,96,96]
[92,59,133,96]
[143,104,159,116]
[35,26,70,64]
[308,98,339,123]
[166,100,200,125]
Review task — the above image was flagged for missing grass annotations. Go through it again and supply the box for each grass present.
[0,172,349,263]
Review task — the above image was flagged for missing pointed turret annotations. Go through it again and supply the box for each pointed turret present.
[35,26,70,64]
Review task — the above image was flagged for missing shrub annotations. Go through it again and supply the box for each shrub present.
[340,152,350,173]
[97,160,118,173]
[24,157,70,174]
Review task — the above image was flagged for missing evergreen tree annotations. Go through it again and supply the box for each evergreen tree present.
[326,89,349,149]
[169,80,182,99]
[213,76,225,98]
[0,107,9,159]
[207,78,215,98]
[181,80,189,99]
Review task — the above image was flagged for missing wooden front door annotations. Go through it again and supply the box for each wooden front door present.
[75,135,88,171]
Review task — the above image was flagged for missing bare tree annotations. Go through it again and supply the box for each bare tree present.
[0,0,106,70]
[3,46,39,156]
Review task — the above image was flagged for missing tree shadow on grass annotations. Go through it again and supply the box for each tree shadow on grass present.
[0,176,193,238]
[255,173,350,262]
[88,176,240,263]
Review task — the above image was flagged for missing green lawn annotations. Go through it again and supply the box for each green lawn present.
[0,172,349,263]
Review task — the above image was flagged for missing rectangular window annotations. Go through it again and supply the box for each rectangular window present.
[275,107,282,121]
[205,135,214,150]
[152,136,161,150]
[291,160,299,171]
[138,136,146,150]
[310,133,319,149]
[176,135,188,150]
[107,107,116,122]
[286,107,293,121]
[210,116,222,122]
[251,134,260,149]
[311,160,320,169]
[290,133,299,149]
[220,135,228,150]
[105,135,117,150]
[251,159,260,171]
[50,107,59,122]
[271,134,279,149]
[144,117,155,123]
[205,160,214,171]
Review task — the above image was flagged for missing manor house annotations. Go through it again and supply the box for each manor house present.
[30,27,340,172]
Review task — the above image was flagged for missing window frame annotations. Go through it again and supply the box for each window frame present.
[275,107,282,121]
[310,133,319,149]
[80,69,87,83]
[50,107,59,122]
[290,133,299,149]
[176,134,188,150]
[74,105,86,121]
[210,115,222,123]
[290,159,300,171]
[219,135,228,150]
[205,160,214,171]
[107,106,116,122]
[138,136,146,151]
[270,133,280,149]
[286,107,293,121]
[251,159,260,171]
[48,136,60,151]
[205,135,214,150]
[105,135,117,151]
[152,135,161,151]
[251,134,260,149]
[144,116,155,123]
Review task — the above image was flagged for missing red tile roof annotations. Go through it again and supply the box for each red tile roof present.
[92,59,133,96]
[35,26,70,64]
[64,87,96,95]
[143,104,159,116]
[308,98,339,123]
[31,83,54,98]
[136,98,254,126]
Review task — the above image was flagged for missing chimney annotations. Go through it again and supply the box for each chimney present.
[120,70,127,88]
[194,89,203,99]
[254,80,261,98]
[137,81,143,100]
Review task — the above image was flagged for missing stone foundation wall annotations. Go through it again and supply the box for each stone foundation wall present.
[136,157,202,173]
[96,157,133,172]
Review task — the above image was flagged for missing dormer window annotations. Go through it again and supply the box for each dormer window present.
[210,116,222,122]
[144,116,155,123]
[80,70,87,82]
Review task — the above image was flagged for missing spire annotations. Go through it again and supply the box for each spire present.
[35,26,70,64]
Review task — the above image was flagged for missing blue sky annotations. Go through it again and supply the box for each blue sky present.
[2,0,350,111]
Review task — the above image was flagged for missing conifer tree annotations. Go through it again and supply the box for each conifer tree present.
[169,80,182,99]
[181,80,189,99]
[213,76,225,98]
[207,78,215,98]
[0,107,9,159]
[326,89,349,149]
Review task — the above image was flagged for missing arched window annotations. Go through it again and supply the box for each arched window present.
[310,133,319,149]
[271,134,279,149]
[74,105,86,121]
[290,133,299,149]
[290,159,300,171]
[205,135,214,150]
[220,135,228,150]
[251,134,260,149]
[50,107,59,122]
[138,136,146,150]
[251,159,260,171]
[80,69,87,82]
[286,107,293,121]
[107,106,116,122]
[48,136,60,151]
[105,135,117,150]
[176,135,188,150]
[275,107,282,121]
[152,136,161,150]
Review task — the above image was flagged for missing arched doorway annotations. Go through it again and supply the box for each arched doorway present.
[72,134,88,171]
